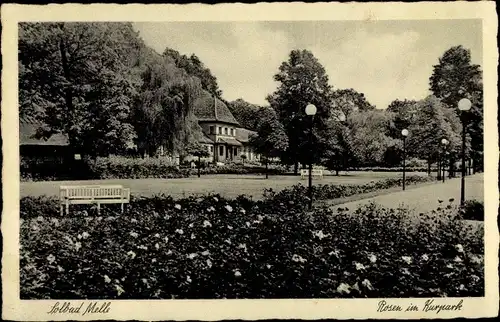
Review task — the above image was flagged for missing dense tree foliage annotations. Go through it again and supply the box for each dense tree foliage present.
[19,22,212,159]
[131,58,203,157]
[20,24,482,173]
[430,45,483,171]
[19,22,144,157]
[332,88,376,117]
[405,96,464,168]
[345,110,398,166]
[267,49,334,171]
[249,108,288,178]
[163,48,222,98]
[227,99,262,131]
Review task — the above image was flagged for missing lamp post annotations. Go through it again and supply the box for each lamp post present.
[458,98,472,206]
[401,129,409,191]
[441,138,448,183]
[305,103,317,210]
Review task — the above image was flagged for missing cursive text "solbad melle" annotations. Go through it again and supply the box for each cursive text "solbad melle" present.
[47,301,111,316]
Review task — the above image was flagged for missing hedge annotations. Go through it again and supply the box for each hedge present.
[263,175,435,203]
[20,193,484,299]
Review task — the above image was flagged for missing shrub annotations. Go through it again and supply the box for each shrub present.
[88,157,190,179]
[350,167,432,173]
[20,193,483,299]
[460,200,484,221]
[191,163,287,176]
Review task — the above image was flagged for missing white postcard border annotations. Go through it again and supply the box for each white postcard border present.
[2,2,499,320]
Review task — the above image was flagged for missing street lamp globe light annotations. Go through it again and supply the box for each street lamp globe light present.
[305,103,317,116]
[458,98,472,111]
[458,97,472,206]
[441,138,449,183]
[401,129,409,190]
[305,103,317,210]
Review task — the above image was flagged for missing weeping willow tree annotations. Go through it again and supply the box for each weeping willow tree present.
[132,57,203,158]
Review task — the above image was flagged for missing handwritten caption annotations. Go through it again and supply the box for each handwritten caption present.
[377,299,463,314]
[47,301,111,316]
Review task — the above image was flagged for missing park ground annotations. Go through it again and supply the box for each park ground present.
[20,171,483,215]
[21,171,417,199]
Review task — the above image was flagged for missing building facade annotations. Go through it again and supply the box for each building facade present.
[192,91,259,164]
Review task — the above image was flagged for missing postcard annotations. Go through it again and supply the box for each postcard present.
[2,2,498,320]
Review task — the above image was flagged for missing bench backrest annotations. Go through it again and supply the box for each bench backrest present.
[60,185,127,199]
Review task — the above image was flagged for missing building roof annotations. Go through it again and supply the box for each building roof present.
[216,137,243,146]
[19,115,69,146]
[193,90,240,126]
[235,128,257,143]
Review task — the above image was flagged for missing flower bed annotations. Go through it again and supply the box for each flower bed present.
[20,193,483,299]
[263,175,434,204]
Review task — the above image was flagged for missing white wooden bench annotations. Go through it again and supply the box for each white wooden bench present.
[59,185,130,215]
[300,169,324,179]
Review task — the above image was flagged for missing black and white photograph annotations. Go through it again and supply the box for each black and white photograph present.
[2,2,498,320]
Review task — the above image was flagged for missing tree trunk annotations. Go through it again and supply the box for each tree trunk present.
[198,156,201,178]
[437,159,441,180]
[265,158,269,179]
[294,162,298,175]
[427,160,431,175]
[58,35,75,139]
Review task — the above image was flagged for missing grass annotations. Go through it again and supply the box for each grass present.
[21,171,424,199]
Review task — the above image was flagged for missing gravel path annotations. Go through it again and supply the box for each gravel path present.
[330,174,484,214]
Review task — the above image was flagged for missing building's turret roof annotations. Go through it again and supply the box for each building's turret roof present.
[192,90,240,126]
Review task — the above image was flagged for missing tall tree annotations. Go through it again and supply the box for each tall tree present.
[249,108,288,179]
[267,49,333,173]
[386,99,419,138]
[163,48,222,97]
[406,95,463,171]
[227,99,262,131]
[19,22,144,157]
[131,58,203,157]
[331,88,376,118]
[430,45,483,171]
[344,110,398,167]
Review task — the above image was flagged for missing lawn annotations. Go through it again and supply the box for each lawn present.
[20,171,425,199]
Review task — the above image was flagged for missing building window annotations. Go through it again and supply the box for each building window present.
[209,146,213,153]
[225,127,228,135]
[218,127,222,134]
[209,126,215,134]
[219,146,224,156]
[234,148,238,155]
[230,128,234,136]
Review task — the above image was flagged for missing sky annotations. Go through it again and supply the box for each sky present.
[133,20,482,109]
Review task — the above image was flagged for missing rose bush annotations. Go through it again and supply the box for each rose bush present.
[20,192,483,299]
[460,199,484,221]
